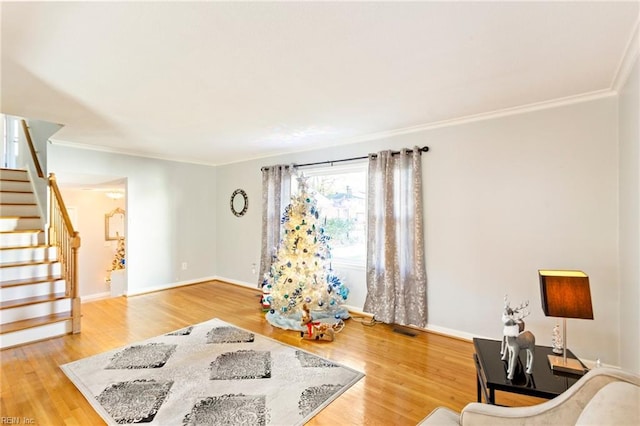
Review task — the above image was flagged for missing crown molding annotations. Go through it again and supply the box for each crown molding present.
[49,139,220,167]
[612,18,640,93]
[332,89,617,146]
[230,88,617,168]
[52,88,618,168]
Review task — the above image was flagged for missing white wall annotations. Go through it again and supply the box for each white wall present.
[28,118,62,175]
[618,55,640,374]
[60,188,126,298]
[48,146,218,295]
[45,93,631,369]
[215,160,262,287]
[215,96,622,365]
[425,99,619,365]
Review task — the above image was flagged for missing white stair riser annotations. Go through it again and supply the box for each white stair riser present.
[0,192,36,204]
[0,217,42,232]
[0,299,71,325]
[0,170,28,181]
[0,320,71,350]
[0,170,77,349]
[0,232,43,247]
[1,262,61,281]
[0,180,32,192]
[0,246,56,265]
[1,280,66,300]
[0,204,39,217]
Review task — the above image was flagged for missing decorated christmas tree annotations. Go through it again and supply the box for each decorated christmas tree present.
[111,234,126,270]
[262,175,350,330]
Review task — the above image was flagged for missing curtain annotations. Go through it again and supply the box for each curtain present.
[363,147,427,327]
[259,165,293,287]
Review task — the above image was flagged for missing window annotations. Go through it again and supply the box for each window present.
[291,162,367,266]
[2,115,20,169]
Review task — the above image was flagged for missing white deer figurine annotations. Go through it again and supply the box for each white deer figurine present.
[501,296,535,380]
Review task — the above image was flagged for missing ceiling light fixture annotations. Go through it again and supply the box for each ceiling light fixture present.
[105,191,124,200]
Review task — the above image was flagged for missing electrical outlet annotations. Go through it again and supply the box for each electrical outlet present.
[181,262,188,270]
[251,263,256,275]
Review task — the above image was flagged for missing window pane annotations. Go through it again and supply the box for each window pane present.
[292,164,366,265]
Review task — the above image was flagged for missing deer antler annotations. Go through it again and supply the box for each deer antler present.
[511,300,530,320]
[503,296,530,320]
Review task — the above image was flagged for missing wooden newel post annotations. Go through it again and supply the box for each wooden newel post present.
[71,231,81,333]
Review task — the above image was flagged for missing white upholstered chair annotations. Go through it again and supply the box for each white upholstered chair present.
[418,367,640,426]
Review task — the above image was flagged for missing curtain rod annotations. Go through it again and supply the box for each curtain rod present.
[261,145,429,171]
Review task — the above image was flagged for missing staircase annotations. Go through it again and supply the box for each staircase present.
[0,168,75,349]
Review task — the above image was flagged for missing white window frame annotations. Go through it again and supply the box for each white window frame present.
[292,161,367,268]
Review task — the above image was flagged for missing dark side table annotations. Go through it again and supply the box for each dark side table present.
[473,337,586,405]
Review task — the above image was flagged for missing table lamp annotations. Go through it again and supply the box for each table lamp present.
[539,269,593,375]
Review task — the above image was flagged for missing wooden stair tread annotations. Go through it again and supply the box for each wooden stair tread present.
[0,177,28,182]
[0,275,64,288]
[0,203,37,206]
[0,216,40,219]
[0,311,71,334]
[1,292,68,309]
[0,190,33,194]
[0,244,48,251]
[0,229,42,234]
[0,259,58,268]
[0,176,29,180]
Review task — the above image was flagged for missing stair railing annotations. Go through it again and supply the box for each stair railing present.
[19,118,81,334]
[49,173,82,333]
[20,119,45,178]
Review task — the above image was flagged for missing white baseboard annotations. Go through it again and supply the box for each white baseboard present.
[422,324,481,342]
[342,304,371,317]
[125,276,219,297]
[81,292,111,302]
[212,276,261,291]
[122,275,256,298]
[344,305,478,342]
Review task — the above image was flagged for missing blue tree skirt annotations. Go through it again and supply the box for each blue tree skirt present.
[266,308,350,331]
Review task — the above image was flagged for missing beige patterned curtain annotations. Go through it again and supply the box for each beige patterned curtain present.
[259,165,293,287]
[364,147,427,327]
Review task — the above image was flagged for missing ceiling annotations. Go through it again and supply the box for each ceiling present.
[1,2,638,166]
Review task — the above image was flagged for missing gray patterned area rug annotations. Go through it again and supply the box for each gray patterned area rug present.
[61,318,363,425]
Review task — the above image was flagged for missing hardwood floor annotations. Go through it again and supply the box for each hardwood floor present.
[1,280,543,425]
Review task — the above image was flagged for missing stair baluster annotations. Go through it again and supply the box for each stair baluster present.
[49,173,81,333]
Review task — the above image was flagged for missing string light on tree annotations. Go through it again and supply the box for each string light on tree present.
[262,175,350,330]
